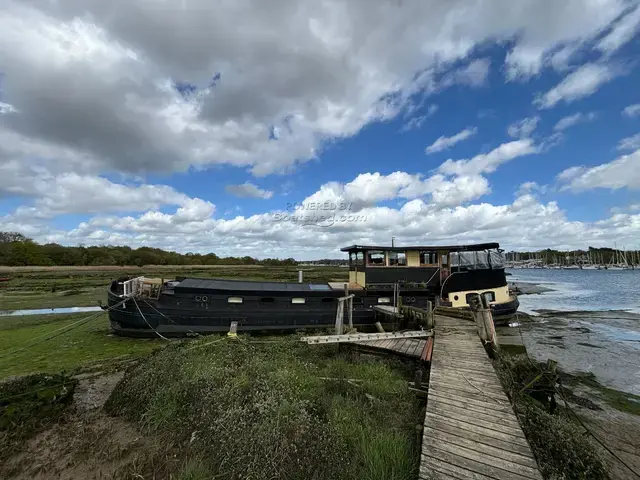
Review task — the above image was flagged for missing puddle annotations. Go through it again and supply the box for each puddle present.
[0,306,103,317]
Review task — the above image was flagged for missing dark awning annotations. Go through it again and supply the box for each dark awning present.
[340,243,500,253]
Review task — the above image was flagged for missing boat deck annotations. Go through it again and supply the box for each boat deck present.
[327,282,364,291]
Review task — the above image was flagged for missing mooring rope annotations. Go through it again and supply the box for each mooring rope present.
[131,296,171,341]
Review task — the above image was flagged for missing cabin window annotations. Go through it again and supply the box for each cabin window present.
[419,251,437,265]
[228,296,243,304]
[367,250,386,266]
[291,297,306,304]
[322,297,335,303]
[389,251,407,266]
[483,291,496,303]
[260,297,275,303]
[350,252,364,267]
[441,254,449,265]
[378,297,391,304]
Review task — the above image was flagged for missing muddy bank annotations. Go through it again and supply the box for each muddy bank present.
[510,280,555,295]
[498,309,640,396]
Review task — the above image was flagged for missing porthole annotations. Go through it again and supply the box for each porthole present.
[195,295,202,302]
[201,296,208,302]
[291,298,306,304]
[378,297,391,304]
[453,295,459,301]
[228,296,243,304]
[410,296,416,303]
[260,297,275,303]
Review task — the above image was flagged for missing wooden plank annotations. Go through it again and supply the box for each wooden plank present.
[427,383,509,406]
[427,402,522,431]
[409,339,424,357]
[425,412,529,447]
[428,391,513,415]
[424,447,536,480]
[424,427,539,470]
[430,368,498,385]
[420,456,495,480]
[424,417,534,456]
[423,438,541,479]
[428,374,506,394]
[427,397,521,427]
[426,407,526,438]
[428,380,507,406]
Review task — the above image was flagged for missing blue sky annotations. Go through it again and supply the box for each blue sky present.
[1,0,640,259]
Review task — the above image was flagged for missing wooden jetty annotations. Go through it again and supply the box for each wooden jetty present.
[419,314,542,480]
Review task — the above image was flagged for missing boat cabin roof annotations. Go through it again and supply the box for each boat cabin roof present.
[340,242,500,253]
[175,277,333,293]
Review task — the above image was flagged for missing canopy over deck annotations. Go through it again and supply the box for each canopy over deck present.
[340,243,500,253]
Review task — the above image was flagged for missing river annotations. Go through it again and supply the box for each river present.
[504,268,640,395]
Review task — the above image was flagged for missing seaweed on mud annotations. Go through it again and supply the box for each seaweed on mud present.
[493,355,609,480]
[0,373,77,462]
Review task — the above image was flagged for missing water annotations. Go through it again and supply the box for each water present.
[0,306,103,317]
[507,268,640,314]
[503,268,640,395]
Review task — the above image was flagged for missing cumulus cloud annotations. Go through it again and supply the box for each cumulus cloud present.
[535,63,617,109]
[558,149,640,191]
[0,0,630,180]
[425,127,477,154]
[225,182,274,199]
[439,139,539,176]
[553,112,597,131]
[508,117,540,138]
[623,104,640,118]
[617,133,640,152]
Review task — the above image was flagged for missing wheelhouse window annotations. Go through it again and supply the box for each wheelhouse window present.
[367,250,386,266]
[350,251,365,267]
[228,296,243,304]
[291,297,306,304]
[419,251,437,265]
[389,251,406,266]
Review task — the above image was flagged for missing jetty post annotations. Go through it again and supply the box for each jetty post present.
[468,293,499,354]
[298,270,303,283]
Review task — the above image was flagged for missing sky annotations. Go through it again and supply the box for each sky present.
[1,0,640,260]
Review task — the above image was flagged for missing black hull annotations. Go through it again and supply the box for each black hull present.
[107,286,520,338]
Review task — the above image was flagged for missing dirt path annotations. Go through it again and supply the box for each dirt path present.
[2,372,174,480]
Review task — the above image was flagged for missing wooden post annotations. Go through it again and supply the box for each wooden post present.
[345,284,353,330]
[469,293,499,353]
[375,321,385,333]
[426,300,433,329]
[227,321,238,338]
[335,301,344,335]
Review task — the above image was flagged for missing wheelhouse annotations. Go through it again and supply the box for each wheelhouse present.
[340,243,510,307]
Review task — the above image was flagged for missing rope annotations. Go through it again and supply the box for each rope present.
[141,298,198,336]
[0,299,128,360]
[132,297,171,341]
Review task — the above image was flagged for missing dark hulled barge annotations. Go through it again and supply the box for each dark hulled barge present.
[107,242,518,336]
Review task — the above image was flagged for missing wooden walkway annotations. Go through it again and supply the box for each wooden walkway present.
[420,315,542,480]
[356,337,426,358]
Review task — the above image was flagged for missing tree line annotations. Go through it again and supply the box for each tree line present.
[0,232,297,267]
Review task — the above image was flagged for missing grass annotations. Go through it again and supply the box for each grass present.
[105,336,421,480]
[0,312,163,379]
